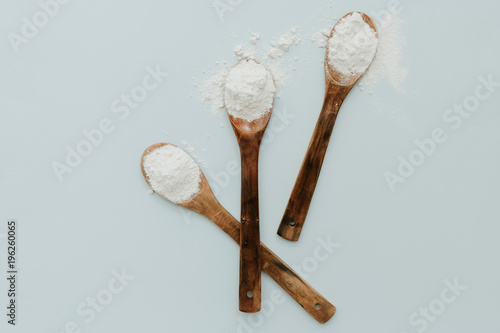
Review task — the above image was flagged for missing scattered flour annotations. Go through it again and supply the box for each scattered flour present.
[200,28,298,116]
[199,12,406,118]
[360,14,407,90]
[250,33,260,45]
[235,44,256,61]
[327,12,378,75]
[181,140,207,167]
[311,29,331,48]
[269,27,301,59]
[224,60,276,121]
[143,145,201,204]
[201,65,230,116]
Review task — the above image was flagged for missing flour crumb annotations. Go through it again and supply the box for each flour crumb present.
[269,27,300,59]
[235,44,255,60]
[311,29,331,48]
[268,47,284,59]
[250,33,260,45]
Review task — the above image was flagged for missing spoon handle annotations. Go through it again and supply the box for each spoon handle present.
[238,138,262,312]
[204,205,336,324]
[277,84,351,241]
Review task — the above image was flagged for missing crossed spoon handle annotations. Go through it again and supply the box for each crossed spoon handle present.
[181,174,336,324]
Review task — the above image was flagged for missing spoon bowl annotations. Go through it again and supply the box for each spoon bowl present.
[325,12,378,86]
[228,111,272,138]
[141,143,214,209]
[226,59,274,136]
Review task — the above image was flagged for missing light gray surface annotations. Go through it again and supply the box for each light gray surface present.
[1,0,499,332]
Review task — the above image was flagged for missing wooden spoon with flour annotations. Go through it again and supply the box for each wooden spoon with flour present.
[277,12,379,241]
[224,59,276,312]
[141,143,336,323]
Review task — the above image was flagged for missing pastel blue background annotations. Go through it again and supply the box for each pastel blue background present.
[1,0,499,332]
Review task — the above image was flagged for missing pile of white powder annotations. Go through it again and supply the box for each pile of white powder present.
[143,145,201,203]
[311,13,407,90]
[224,60,276,121]
[327,12,378,75]
[200,29,298,117]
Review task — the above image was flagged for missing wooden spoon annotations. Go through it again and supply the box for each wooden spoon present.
[277,12,378,241]
[225,59,274,312]
[141,143,335,323]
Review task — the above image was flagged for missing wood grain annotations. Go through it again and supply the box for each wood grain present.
[237,136,262,312]
[277,83,351,241]
[141,143,336,323]
[277,12,378,242]
[227,69,273,313]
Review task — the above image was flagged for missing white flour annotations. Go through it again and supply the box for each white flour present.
[200,28,297,117]
[250,33,260,45]
[143,145,201,203]
[224,60,276,121]
[235,44,256,61]
[312,29,331,48]
[327,12,378,75]
[360,14,407,90]
[269,27,300,59]
[312,14,407,90]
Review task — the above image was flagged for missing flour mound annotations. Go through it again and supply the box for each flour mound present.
[143,145,201,203]
[328,12,378,75]
[224,60,276,121]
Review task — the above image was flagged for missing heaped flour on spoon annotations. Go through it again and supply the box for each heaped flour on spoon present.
[327,12,378,76]
[224,60,276,121]
[143,145,201,204]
